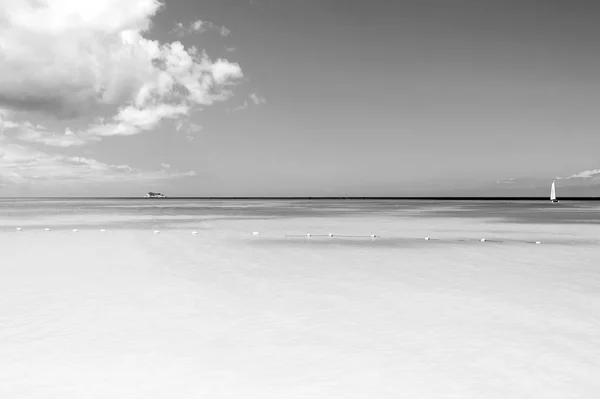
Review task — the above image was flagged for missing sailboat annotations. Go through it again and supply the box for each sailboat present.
[550,181,559,203]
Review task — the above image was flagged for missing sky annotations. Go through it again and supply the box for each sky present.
[1,0,600,197]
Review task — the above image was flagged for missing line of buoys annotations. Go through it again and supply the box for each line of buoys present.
[284,234,379,239]
[2,228,547,245]
[278,234,545,244]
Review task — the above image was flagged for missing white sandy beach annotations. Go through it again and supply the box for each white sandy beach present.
[1,215,600,398]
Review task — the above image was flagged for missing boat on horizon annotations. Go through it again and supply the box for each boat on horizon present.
[144,192,167,199]
[550,181,559,203]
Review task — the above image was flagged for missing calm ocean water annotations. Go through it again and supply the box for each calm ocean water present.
[2,199,600,397]
[2,198,600,230]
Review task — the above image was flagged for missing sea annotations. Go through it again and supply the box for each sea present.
[2,198,600,230]
[1,198,600,398]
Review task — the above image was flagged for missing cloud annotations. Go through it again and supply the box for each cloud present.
[228,100,249,112]
[174,119,201,141]
[0,0,247,190]
[85,103,189,138]
[0,0,243,124]
[219,26,231,37]
[174,19,231,37]
[172,22,187,37]
[0,0,161,116]
[0,1,244,148]
[495,178,515,184]
[228,93,265,112]
[5,103,191,146]
[18,125,95,147]
[0,139,195,185]
[249,93,267,105]
[185,123,202,141]
[1,116,93,147]
[564,169,600,179]
[0,110,21,130]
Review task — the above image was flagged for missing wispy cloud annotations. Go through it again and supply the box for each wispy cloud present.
[227,93,266,112]
[564,169,600,179]
[493,168,600,193]
[0,139,195,185]
[0,117,21,130]
[495,178,515,184]
[175,120,202,141]
[5,103,192,147]
[219,26,231,37]
[228,100,249,112]
[85,104,190,139]
[249,93,267,105]
[185,123,202,141]
[18,127,94,147]
[173,19,231,37]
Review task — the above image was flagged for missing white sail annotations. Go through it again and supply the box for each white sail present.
[550,181,556,201]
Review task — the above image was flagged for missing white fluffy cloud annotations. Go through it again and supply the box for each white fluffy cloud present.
[0,0,159,116]
[0,0,242,125]
[0,0,243,189]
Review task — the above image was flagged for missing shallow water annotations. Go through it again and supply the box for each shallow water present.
[1,200,600,398]
[2,198,600,229]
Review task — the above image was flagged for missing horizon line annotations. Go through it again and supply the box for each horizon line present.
[1,196,598,201]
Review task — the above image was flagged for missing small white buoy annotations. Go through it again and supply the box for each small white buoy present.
[535,241,541,244]
[328,233,334,237]
[252,232,260,236]
[371,234,377,238]
[480,238,486,242]
[99,229,106,232]
[16,227,22,231]
[192,231,199,235]
[72,229,79,232]
[153,230,160,234]
[306,233,311,237]
[424,236,430,240]
[45,228,51,231]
